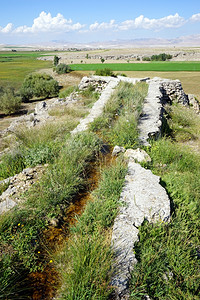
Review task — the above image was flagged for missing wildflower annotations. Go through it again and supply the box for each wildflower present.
[49,260,53,263]
[38,251,40,254]
[18,223,20,226]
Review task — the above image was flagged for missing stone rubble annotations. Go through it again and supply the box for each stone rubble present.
[188,94,200,113]
[0,165,46,214]
[1,94,81,136]
[138,77,190,146]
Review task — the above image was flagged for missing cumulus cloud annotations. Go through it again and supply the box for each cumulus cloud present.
[1,11,200,38]
[89,19,117,31]
[107,13,185,31]
[13,11,84,34]
[0,23,13,33]
[190,13,200,22]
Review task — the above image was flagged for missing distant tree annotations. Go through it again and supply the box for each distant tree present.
[151,53,172,61]
[0,87,21,115]
[142,56,151,61]
[20,73,59,102]
[86,53,89,59]
[53,55,60,66]
[101,58,105,63]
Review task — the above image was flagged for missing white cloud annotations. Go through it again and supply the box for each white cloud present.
[13,11,84,34]
[0,23,13,33]
[117,13,185,31]
[1,11,200,39]
[190,13,200,22]
[89,19,117,31]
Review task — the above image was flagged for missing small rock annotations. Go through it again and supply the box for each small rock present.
[188,94,200,113]
[124,148,151,163]
[112,146,125,156]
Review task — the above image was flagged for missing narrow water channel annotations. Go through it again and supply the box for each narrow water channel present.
[25,146,114,300]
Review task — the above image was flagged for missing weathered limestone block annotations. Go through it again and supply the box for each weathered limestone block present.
[138,79,164,146]
[111,161,170,298]
[124,148,151,163]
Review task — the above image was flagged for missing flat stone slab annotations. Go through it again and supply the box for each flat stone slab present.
[138,79,164,146]
[111,161,170,298]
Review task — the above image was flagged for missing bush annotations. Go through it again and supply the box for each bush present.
[55,63,71,74]
[0,87,21,115]
[151,53,172,61]
[20,73,59,102]
[142,56,151,61]
[95,68,116,77]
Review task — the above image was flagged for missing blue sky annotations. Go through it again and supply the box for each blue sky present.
[0,0,200,44]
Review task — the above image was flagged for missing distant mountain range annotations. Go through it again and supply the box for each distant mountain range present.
[1,34,200,50]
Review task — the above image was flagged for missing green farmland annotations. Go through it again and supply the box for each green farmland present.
[0,52,52,88]
[71,61,200,72]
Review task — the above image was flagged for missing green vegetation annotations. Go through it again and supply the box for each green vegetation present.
[57,159,127,299]
[59,85,79,98]
[0,51,52,89]
[0,87,22,114]
[20,73,59,102]
[94,68,116,77]
[1,63,199,299]
[143,53,173,62]
[130,104,200,299]
[90,81,148,148]
[0,132,102,299]
[54,63,71,74]
[71,62,200,72]
[0,181,10,196]
[53,55,60,66]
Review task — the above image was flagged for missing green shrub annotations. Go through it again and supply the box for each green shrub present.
[20,73,59,102]
[151,53,172,61]
[55,63,71,74]
[95,68,116,77]
[142,56,151,61]
[0,87,21,115]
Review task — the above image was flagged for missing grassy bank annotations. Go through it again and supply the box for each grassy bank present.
[0,131,102,299]
[130,105,200,299]
[71,62,200,72]
[57,159,127,299]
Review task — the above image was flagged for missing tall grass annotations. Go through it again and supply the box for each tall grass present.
[57,159,127,299]
[130,138,200,297]
[0,132,102,299]
[90,81,148,148]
